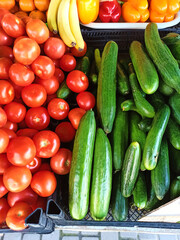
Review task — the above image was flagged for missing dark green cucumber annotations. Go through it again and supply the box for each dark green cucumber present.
[57,81,71,99]
[168,41,180,60]
[121,142,141,198]
[143,104,170,170]
[132,172,147,209]
[97,41,118,134]
[169,142,180,175]
[130,41,159,94]
[78,56,90,76]
[111,97,128,171]
[119,56,131,72]
[148,91,165,111]
[159,78,175,96]
[90,128,112,221]
[151,138,170,200]
[111,171,128,221]
[94,48,101,73]
[145,23,180,93]
[144,186,160,211]
[85,47,94,62]
[89,60,98,85]
[170,176,180,200]
[166,118,180,150]
[138,118,152,133]
[169,93,180,125]
[162,33,180,45]
[116,63,130,95]
[128,63,155,118]
[121,99,144,117]
[69,110,96,220]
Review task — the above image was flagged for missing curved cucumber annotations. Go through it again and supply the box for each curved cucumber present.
[133,172,147,209]
[57,81,71,99]
[166,118,180,150]
[169,93,180,125]
[170,176,180,200]
[121,99,143,117]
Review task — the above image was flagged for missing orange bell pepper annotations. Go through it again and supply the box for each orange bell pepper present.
[149,0,180,23]
[77,0,99,24]
[122,0,149,23]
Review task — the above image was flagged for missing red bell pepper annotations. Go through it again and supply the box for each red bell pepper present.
[99,0,121,23]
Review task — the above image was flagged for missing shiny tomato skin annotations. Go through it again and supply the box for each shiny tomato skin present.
[16,128,38,138]
[13,38,41,65]
[31,170,57,197]
[1,13,25,38]
[66,70,89,93]
[59,54,76,72]
[54,68,65,84]
[0,46,14,60]
[0,129,9,154]
[3,120,18,132]
[33,130,60,158]
[47,98,69,120]
[0,57,12,80]
[4,102,26,123]
[7,136,36,167]
[1,128,17,140]
[0,8,9,24]
[6,202,33,231]
[13,35,28,46]
[25,107,50,130]
[50,148,72,175]
[26,156,41,173]
[35,75,59,95]
[44,37,66,59]
[0,107,7,128]
[0,27,13,46]
[76,91,96,110]
[0,153,11,175]
[3,166,32,192]
[55,121,75,143]
[31,196,47,211]
[0,80,14,105]
[9,63,35,87]
[31,55,55,80]
[0,175,8,198]
[0,198,10,224]
[68,108,86,130]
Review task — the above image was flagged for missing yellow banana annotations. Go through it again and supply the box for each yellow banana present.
[47,0,62,33]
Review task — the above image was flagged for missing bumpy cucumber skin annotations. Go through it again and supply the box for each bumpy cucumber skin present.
[90,128,112,221]
[151,138,170,200]
[117,63,130,95]
[79,56,90,76]
[138,118,152,133]
[69,111,96,220]
[111,172,128,221]
[166,118,180,150]
[169,93,180,125]
[143,104,170,170]
[130,41,159,94]
[97,41,118,134]
[170,176,180,200]
[148,91,165,111]
[121,142,141,198]
[162,33,180,45]
[133,172,147,209]
[57,81,71,99]
[159,78,175,96]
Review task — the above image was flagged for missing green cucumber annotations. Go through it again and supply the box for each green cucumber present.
[170,176,180,200]
[143,104,170,170]
[138,118,152,133]
[69,110,96,220]
[166,118,180,150]
[78,56,90,76]
[117,63,130,95]
[121,142,141,198]
[162,33,180,45]
[169,93,180,125]
[159,78,175,96]
[151,138,170,200]
[147,91,165,111]
[168,41,180,61]
[169,142,180,175]
[90,128,112,221]
[144,186,160,211]
[97,41,118,134]
[111,171,128,221]
[57,81,71,99]
[133,172,147,209]
[94,48,101,73]
[145,23,180,93]
[89,60,98,85]
[129,41,159,94]
[119,56,131,72]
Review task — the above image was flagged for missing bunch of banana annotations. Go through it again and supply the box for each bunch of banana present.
[47,0,84,51]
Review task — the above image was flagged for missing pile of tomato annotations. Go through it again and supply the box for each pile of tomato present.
[0,8,96,231]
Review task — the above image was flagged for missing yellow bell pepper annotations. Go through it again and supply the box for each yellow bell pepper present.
[77,0,99,24]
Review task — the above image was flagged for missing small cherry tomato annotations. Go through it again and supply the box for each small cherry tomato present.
[31,196,47,211]
[0,198,10,224]
[47,98,69,120]
[26,156,41,173]
[0,57,12,80]
[4,102,26,123]
[16,128,38,138]
[0,46,14,60]
[66,70,89,93]
[44,37,66,59]
[35,75,59,95]
[0,153,11,175]
[76,91,95,110]
[55,121,75,143]
[68,108,86,130]
[3,120,18,132]
[38,162,51,172]
[0,129,9,154]
[50,148,72,175]
[1,128,17,140]
[54,68,65,84]
[70,41,87,57]
[59,54,76,72]
[0,175,8,198]
[0,80,14,105]
[0,27,13,46]
[0,107,7,128]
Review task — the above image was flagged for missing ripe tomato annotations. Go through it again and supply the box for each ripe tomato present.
[0,198,10,224]
[54,68,65,84]
[0,1,15,11]
[44,37,66,59]
[33,130,60,158]
[19,0,35,12]
[26,156,41,173]
[0,27,13,46]
[18,119,27,129]
[0,80,14,105]
[35,76,59,95]
[0,175,8,198]
[52,59,60,68]
[0,46,13,60]
[38,162,51,171]
[0,153,11,175]
[14,11,28,19]
[59,54,76,72]
[31,170,57,197]
[9,63,35,87]
[13,35,28,45]
[70,41,87,57]
[13,38,41,65]
[31,196,47,211]
[47,98,69,120]
[7,186,38,207]
[1,128,17,140]
[16,128,38,138]
[50,148,72,175]
[6,202,33,231]
[4,102,26,123]
[26,19,49,44]
[68,108,86,130]
[0,129,9,154]
[25,107,50,130]
[29,10,46,22]
[3,120,18,132]
[3,166,32,192]
[34,0,49,11]
[76,91,95,110]
[0,107,7,128]
[66,70,89,93]
[1,13,25,38]
[0,57,12,80]
[0,8,9,23]
[55,122,75,143]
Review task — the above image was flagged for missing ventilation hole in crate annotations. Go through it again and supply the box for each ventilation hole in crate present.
[47,200,61,215]
[26,209,41,224]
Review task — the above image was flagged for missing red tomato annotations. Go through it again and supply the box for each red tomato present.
[4,102,26,123]
[31,197,47,211]
[18,119,27,129]
[35,75,59,95]
[47,98,69,120]
[45,93,57,106]
[16,128,38,138]
[66,70,89,93]
[21,84,47,107]
[33,130,60,158]
[0,153,11,175]
[25,107,50,130]
[0,27,13,46]
[7,136,36,167]
[8,80,23,100]
[70,41,87,57]
[31,170,57,197]
[31,55,55,80]
[0,175,8,198]
[50,148,72,175]
[0,198,10,224]
[1,128,17,140]
[44,37,66,59]
[26,19,49,44]
[13,35,28,46]
[0,129,9,153]
[52,59,60,68]
[0,46,13,60]
[13,38,41,65]
[3,120,18,132]
[59,54,76,72]
[6,202,33,231]
[1,13,25,38]
[26,156,41,173]
[7,186,38,207]
[38,162,51,172]
[76,91,95,110]
[0,80,14,105]
[0,107,7,128]
[0,57,12,80]
[54,68,65,84]
[68,108,86,130]
[9,63,35,87]
[0,8,9,23]
[3,166,32,192]
[55,121,75,143]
